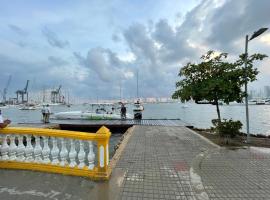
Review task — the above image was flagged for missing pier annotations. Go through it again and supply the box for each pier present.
[0,123,270,199]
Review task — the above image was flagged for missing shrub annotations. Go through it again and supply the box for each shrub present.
[212,119,242,138]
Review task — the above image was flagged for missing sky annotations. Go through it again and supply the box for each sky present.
[0,0,270,101]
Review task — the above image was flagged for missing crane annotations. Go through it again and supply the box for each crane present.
[16,80,30,104]
[1,75,12,104]
[51,85,62,103]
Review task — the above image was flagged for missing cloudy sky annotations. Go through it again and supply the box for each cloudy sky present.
[0,0,270,100]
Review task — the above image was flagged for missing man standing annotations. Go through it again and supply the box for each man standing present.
[44,105,51,123]
[0,109,11,128]
[120,103,127,119]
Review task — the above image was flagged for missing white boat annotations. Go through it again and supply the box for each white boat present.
[54,103,132,120]
[19,106,37,110]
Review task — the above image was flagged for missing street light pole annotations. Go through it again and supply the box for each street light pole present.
[244,35,250,143]
[244,28,268,143]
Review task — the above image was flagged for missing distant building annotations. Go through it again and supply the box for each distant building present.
[264,86,270,98]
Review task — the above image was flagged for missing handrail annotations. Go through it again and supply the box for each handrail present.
[0,126,111,180]
[0,127,111,141]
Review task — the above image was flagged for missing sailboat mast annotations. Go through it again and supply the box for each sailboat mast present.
[120,81,122,101]
[136,70,139,99]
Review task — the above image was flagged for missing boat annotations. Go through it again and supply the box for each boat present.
[133,100,144,119]
[18,103,38,110]
[19,105,37,110]
[53,103,132,120]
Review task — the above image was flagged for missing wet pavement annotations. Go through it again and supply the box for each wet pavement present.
[1,126,270,199]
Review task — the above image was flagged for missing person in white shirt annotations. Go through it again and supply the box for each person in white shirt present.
[0,109,11,128]
[44,105,51,123]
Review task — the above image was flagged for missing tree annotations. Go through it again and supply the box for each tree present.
[172,51,267,122]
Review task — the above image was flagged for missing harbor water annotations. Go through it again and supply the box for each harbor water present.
[1,102,270,135]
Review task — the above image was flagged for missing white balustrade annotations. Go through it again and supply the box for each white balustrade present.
[59,138,68,166]
[0,131,104,174]
[9,135,17,161]
[33,136,42,163]
[0,126,112,180]
[25,136,34,162]
[69,139,77,168]
[42,136,50,164]
[16,135,25,162]
[88,141,95,170]
[51,137,59,165]
[1,135,9,161]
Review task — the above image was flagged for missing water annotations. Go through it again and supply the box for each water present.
[1,102,270,135]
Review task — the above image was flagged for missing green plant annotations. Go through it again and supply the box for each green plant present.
[212,119,242,138]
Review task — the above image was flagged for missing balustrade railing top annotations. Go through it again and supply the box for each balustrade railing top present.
[0,126,111,180]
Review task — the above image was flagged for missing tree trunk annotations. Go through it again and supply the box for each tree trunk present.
[215,98,221,122]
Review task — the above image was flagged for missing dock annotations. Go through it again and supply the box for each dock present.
[1,125,270,199]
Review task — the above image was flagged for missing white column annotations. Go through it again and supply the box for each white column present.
[78,140,86,169]
[34,136,42,163]
[87,141,95,170]
[69,139,77,168]
[1,135,9,161]
[9,135,17,161]
[59,138,68,166]
[16,135,25,162]
[106,144,109,166]
[25,135,34,162]
[99,145,104,167]
[42,136,51,164]
[51,137,59,165]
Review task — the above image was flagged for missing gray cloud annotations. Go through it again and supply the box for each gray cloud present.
[75,47,131,83]
[42,27,69,49]
[8,24,28,36]
[48,56,69,66]
[207,0,270,52]
[112,33,121,42]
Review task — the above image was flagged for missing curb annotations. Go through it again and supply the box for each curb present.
[185,127,220,149]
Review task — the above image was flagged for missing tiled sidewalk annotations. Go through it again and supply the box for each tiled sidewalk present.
[115,126,270,200]
[115,126,216,200]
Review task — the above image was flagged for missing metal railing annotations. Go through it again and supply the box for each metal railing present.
[0,126,111,180]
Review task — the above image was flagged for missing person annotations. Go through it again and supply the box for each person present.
[41,105,46,123]
[0,109,11,128]
[120,103,127,119]
[44,104,51,123]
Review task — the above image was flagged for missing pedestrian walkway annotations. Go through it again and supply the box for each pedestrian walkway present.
[1,125,270,199]
[115,126,270,199]
[115,125,216,200]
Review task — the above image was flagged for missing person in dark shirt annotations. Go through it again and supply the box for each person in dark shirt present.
[120,103,127,119]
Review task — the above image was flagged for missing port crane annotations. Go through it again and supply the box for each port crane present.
[1,75,12,104]
[16,80,29,104]
[51,85,62,103]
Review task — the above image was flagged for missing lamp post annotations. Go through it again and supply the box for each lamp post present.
[244,28,268,143]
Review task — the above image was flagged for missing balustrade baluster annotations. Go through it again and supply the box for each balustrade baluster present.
[25,135,34,162]
[9,135,17,160]
[78,140,86,169]
[69,139,77,168]
[16,135,25,162]
[1,135,9,160]
[34,136,42,163]
[59,138,68,166]
[51,137,59,165]
[87,141,95,170]
[42,136,51,164]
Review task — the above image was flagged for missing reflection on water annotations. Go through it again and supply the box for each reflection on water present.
[1,102,270,135]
